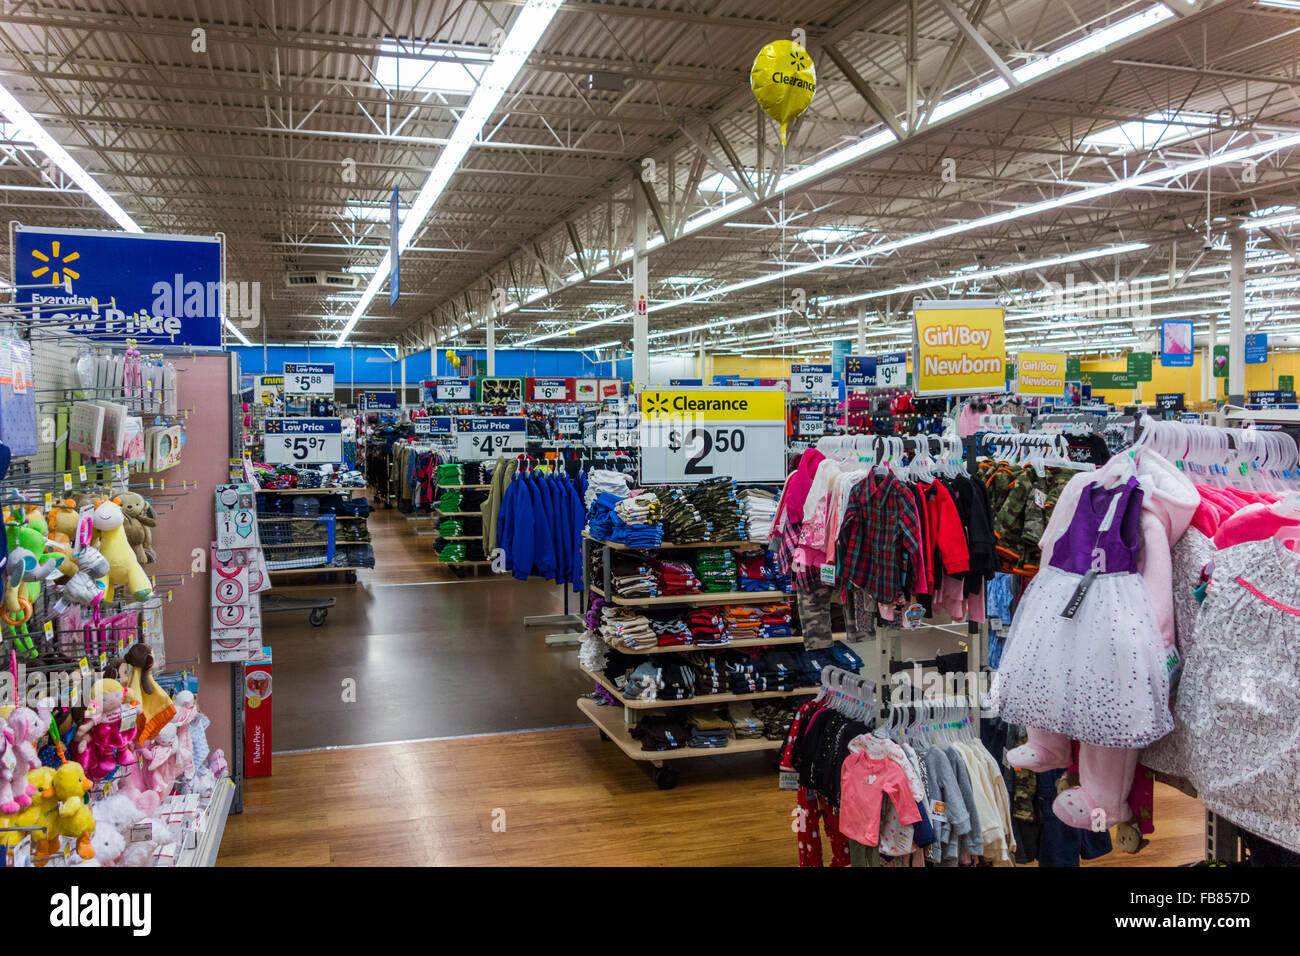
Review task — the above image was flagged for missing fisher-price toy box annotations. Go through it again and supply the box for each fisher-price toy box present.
[243,647,272,777]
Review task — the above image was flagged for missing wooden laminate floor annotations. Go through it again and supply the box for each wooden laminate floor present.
[220,500,1207,866]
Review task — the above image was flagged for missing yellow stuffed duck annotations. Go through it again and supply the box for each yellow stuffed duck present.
[0,766,55,858]
[49,761,96,860]
[90,498,153,603]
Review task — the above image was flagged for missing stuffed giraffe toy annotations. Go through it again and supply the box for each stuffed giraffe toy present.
[91,499,153,603]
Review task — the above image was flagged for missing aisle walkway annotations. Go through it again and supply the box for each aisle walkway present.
[261,502,589,750]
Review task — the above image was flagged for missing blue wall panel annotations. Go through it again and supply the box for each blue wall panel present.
[231,346,622,385]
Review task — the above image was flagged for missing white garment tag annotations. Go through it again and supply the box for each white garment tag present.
[819,563,836,585]
[930,799,947,818]
[1033,489,1047,508]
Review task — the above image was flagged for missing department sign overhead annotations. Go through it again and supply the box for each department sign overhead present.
[912,300,1006,396]
[12,224,225,347]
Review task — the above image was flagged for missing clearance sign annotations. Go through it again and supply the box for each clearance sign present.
[639,387,786,483]
[1016,350,1067,397]
[911,299,1007,396]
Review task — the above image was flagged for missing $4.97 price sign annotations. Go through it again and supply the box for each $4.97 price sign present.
[639,387,786,483]
[454,416,526,460]
[284,362,335,395]
[262,418,342,464]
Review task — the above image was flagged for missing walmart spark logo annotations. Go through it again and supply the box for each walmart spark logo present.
[643,393,670,416]
[846,358,863,374]
[29,240,80,286]
[265,420,283,434]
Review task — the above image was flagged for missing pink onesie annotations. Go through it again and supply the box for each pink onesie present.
[838,753,921,847]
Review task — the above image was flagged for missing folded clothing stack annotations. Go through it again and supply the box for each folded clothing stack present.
[688,477,748,541]
[656,487,711,542]
[686,608,729,646]
[292,495,321,517]
[720,650,767,694]
[686,710,733,748]
[649,615,692,647]
[757,649,802,691]
[758,602,794,638]
[437,463,465,485]
[438,518,463,538]
[790,641,865,685]
[722,605,762,641]
[657,657,695,700]
[611,568,658,599]
[694,548,738,593]
[578,632,609,673]
[437,542,467,563]
[653,558,702,595]
[585,468,633,511]
[294,469,324,489]
[736,549,777,591]
[599,606,658,651]
[586,492,664,547]
[739,488,778,541]
[438,488,464,513]
[614,493,658,524]
[631,714,689,752]
[726,701,765,739]
[686,652,725,695]
[622,661,663,700]
[753,699,800,740]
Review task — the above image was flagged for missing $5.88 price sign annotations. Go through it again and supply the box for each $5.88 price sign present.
[284,362,335,394]
[639,387,786,483]
[789,363,833,397]
[262,418,342,464]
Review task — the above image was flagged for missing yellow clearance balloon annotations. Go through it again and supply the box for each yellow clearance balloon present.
[750,40,816,145]
[445,349,455,363]
[452,356,461,369]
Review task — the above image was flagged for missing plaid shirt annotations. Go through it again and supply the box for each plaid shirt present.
[839,470,923,604]
[772,520,823,593]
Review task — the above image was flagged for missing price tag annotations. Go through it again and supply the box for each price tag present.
[530,378,572,402]
[875,352,908,389]
[44,621,53,640]
[433,378,474,401]
[639,387,786,483]
[284,362,334,394]
[63,473,72,491]
[44,492,53,510]
[453,417,526,460]
[77,465,87,482]
[262,418,343,464]
[789,364,833,397]
[77,656,90,676]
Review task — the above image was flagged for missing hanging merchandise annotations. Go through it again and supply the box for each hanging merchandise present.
[749,39,816,144]
[0,335,37,456]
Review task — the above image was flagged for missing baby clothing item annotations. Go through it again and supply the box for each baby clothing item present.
[839,753,921,848]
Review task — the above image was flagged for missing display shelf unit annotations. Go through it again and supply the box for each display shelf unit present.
[591,634,804,655]
[582,531,765,550]
[176,775,234,868]
[578,533,809,788]
[591,586,790,606]
[577,698,784,762]
[255,486,365,495]
[433,508,480,517]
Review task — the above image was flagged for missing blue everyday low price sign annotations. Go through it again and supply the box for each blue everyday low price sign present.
[843,355,877,387]
[358,391,398,411]
[263,418,342,464]
[12,224,228,347]
[1245,333,1268,364]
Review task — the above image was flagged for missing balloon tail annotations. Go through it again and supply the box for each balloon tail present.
[779,123,788,145]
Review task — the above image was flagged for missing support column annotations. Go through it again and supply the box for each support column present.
[1204,313,1216,405]
[856,305,867,354]
[399,346,406,407]
[632,186,649,391]
[1229,226,1246,405]
[487,313,496,376]
[698,339,707,381]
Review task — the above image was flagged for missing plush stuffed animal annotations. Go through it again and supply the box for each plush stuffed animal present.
[60,546,110,607]
[0,724,20,813]
[50,761,96,860]
[0,766,54,854]
[171,690,198,779]
[3,697,54,811]
[123,722,178,815]
[73,679,138,780]
[118,492,157,565]
[85,792,145,866]
[90,499,152,603]
[124,643,173,741]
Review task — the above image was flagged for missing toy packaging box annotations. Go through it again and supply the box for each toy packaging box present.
[243,647,272,777]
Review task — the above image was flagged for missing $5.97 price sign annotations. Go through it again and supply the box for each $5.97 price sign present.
[639,387,786,483]
[262,418,342,464]
[454,416,526,460]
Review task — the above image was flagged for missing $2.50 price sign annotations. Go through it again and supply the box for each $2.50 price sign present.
[262,418,342,464]
[284,362,335,395]
[454,416,526,460]
[639,387,786,483]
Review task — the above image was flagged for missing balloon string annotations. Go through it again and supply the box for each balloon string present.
[9,650,16,709]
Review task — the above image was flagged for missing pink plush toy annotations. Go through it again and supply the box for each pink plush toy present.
[0,725,22,813]
[3,697,54,811]
[171,691,198,780]
[73,679,138,781]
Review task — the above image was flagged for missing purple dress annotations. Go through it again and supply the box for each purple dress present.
[991,477,1174,748]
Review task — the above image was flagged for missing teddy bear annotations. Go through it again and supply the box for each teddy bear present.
[117,492,157,565]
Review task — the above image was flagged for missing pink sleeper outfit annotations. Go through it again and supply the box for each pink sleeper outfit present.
[839,752,921,847]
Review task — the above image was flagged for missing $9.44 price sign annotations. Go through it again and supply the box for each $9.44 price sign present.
[263,418,342,464]
[639,387,786,483]
[454,416,526,460]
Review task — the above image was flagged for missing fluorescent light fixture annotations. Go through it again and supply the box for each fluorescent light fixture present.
[1081,110,1217,153]
[664,276,709,285]
[336,0,563,345]
[1259,0,1300,8]
[797,226,862,244]
[344,201,399,222]
[1243,210,1300,230]
[373,42,491,95]
[0,80,140,233]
